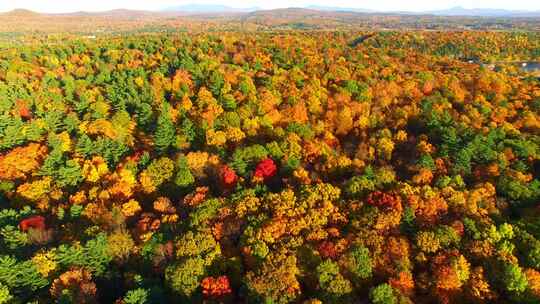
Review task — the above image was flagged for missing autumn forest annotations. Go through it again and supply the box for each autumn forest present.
[0,8,539,304]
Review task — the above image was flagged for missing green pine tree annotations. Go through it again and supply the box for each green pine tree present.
[154,103,176,154]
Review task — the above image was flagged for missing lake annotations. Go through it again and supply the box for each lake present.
[521,62,540,72]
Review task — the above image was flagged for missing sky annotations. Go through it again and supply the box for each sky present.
[1,0,539,13]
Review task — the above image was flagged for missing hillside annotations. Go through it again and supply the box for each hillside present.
[0,7,539,34]
[1,8,41,17]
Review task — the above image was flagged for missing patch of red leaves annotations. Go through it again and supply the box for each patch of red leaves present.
[183,186,209,207]
[366,191,402,211]
[201,275,232,298]
[16,100,32,120]
[19,215,46,231]
[220,165,238,188]
[254,158,277,180]
[318,241,340,259]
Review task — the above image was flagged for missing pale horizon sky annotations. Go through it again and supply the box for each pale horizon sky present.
[1,0,539,14]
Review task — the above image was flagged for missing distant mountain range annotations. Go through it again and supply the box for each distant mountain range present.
[161,4,540,17]
[304,5,375,13]
[163,4,259,13]
[426,6,540,17]
[2,4,540,18]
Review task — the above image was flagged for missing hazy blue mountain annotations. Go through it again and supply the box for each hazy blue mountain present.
[164,4,259,13]
[305,5,540,17]
[425,6,540,17]
[305,5,375,13]
[5,5,540,18]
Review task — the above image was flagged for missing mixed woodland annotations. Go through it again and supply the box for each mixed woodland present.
[0,27,539,303]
